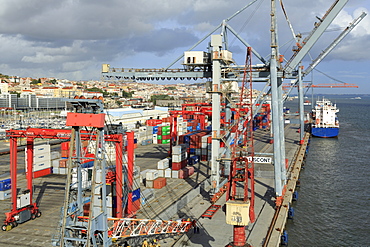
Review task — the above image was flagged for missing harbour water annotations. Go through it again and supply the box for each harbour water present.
[286,95,370,246]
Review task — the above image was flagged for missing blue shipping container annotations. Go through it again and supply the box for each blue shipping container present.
[132,188,141,202]
[189,155,199,165]
[0,179,11,191]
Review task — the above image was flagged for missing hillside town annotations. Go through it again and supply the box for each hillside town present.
[0,75,211,109]
[0,75,262,110]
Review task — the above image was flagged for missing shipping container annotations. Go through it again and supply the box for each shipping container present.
[178,168,189,179]
[145,169,159,181]
[164,168,172,178]
[157,158,170,170]
[145,180,154,188]
[171,170,179,179]
[153,177,166,189]
[0,189,11,200]
[132,188,141,202]
[0,179,11,191]
[33,167,52,179]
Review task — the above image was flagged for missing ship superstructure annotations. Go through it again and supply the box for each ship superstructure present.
[311,98,339,137]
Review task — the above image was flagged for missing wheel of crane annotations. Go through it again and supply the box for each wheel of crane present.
[36,210,42,218]
[31,214,36,220]
[10,221,18,228]
[1,224,8,231]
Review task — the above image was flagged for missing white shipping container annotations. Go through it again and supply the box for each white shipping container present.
[33,160,52,172]
[17,192,31,208]
[153,139,158,144]
[53,167,59,174]
[164,168,172,178]
[172,145,187,155]
[0,189,11,200]
[51,151,61,160]
[146,180,154,188]
[157,158,170,170]
[157,169,165,178]
[146,169,159,181]
[171,170,179,179]
[172,153,187,163]
[33,144,51,155]
[59,167,67,175]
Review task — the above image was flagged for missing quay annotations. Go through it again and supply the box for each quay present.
[0,121,309,247]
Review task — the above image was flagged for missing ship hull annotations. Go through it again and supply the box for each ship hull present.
[311,127,339,138]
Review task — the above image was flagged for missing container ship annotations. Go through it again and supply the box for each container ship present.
[311,98,339,137]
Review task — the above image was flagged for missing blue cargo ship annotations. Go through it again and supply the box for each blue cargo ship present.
[311,98,339,138]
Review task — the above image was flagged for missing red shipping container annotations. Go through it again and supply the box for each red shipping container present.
[201,155,207,161]
[185,166,195,176]
[157,139,162,144]
[207,136,212,144]
[162,135,170,140]
[33,168,52,179]
[61,141,70,150]
[59,159,67,168]
[179,168,189,179]
[181,159,187,169]
[153,177,166,189]
[172,162,182,170]
[132,198,141,212]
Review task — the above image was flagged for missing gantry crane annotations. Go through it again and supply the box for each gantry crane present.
[100,0,365,246]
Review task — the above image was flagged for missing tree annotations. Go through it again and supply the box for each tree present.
[30,79,39,85]
[150,94,174,105]
[122,90,133,98]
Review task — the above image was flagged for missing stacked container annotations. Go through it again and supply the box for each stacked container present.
[145,169,159,188]
[157,158,170,177]
[201,134,212,161]
[161,124,171,144]
[172,144,188,171]
[0,179,11,200]
[25,144,52,178]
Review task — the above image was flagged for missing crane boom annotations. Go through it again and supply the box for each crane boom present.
[284,0,348,75]
[303,11,367,76]
[108,218,193,240]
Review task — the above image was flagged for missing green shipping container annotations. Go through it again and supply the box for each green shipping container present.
[162,126,170,131]
[157,135,162,140]
[162,139,170,144]
[162,131,170,136]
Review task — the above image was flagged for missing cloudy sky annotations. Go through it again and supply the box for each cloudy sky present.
[0,0,368,93]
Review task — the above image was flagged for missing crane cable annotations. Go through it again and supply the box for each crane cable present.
[314,68,347,84]
[279,0,299,43]
[229,0,265,47]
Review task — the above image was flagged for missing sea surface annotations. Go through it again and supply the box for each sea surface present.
[285,95,370,246]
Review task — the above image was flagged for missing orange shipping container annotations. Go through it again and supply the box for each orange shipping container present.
[153,177,166,189]
[59,159,68,168]
[61,150,69,158]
